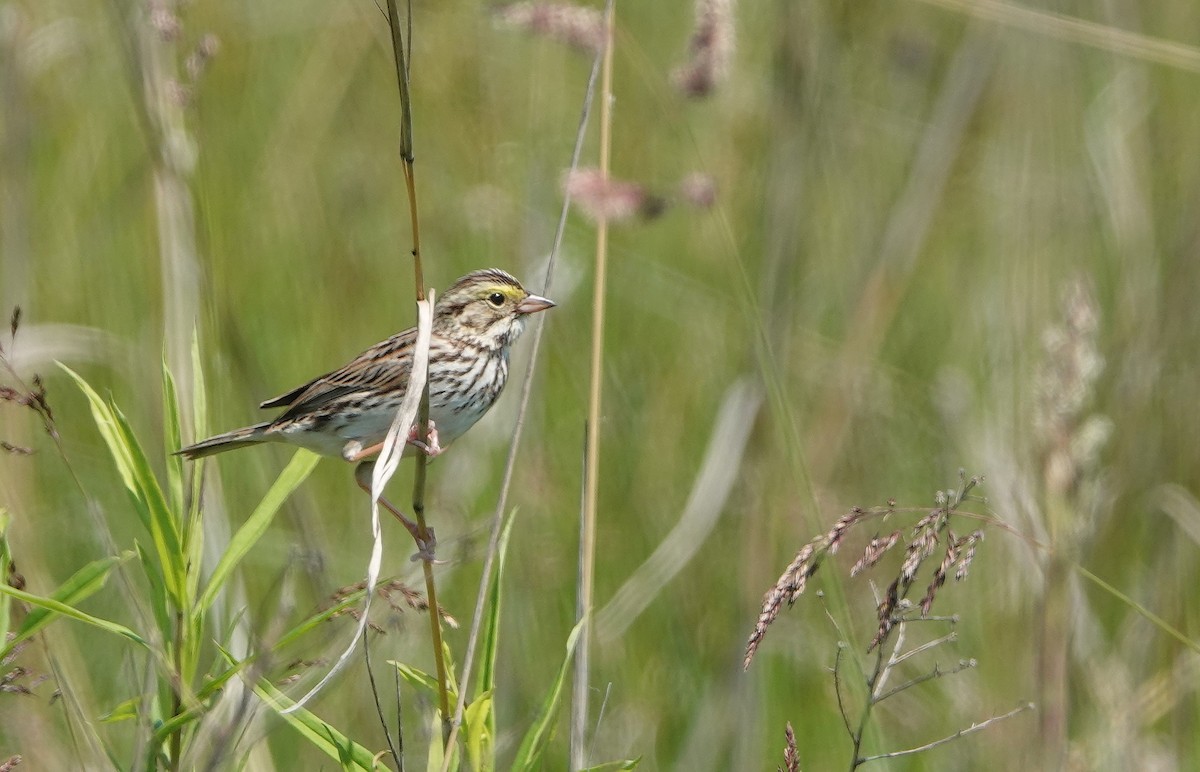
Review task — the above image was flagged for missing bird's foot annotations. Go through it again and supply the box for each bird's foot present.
[406,420,443,458]
[409,527,439,564]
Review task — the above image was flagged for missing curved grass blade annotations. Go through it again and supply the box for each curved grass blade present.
[479,511,516,700]
[196,449,319,616]
[216,646,379,770]
[0,582,146,649]
[2,551,132,657]
[512,619,584,770]
[464,690,494,772]
[581,760,642,771]
[162,357,184,519]
[59,364,185,605]
[0,510,12,646]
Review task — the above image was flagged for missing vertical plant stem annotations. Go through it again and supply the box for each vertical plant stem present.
[850,641,887,769]
[385,0,451,749]
[130,0,203,762]
[1038,494,1072,768]
[572,4,615,768]
[438,21,606,768]
[169,610,185,771]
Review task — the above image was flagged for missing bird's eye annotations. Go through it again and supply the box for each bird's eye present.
[487,292,506,307]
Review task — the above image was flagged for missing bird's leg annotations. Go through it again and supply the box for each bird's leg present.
[341,420,444,463]
[353,461,437,562]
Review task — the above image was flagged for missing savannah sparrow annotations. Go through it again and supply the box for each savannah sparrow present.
[179,267,553,483]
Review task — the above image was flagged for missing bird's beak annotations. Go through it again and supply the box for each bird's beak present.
[516,294,556,314]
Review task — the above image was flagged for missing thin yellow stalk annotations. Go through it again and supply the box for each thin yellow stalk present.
[438,15,609,767]
[573,3,615,768]
[385,0,451,748]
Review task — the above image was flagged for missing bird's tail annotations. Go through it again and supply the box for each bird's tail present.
[176,423,271,460]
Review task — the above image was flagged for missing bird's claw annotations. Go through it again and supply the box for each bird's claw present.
[406,420,443,458]
[410,527,439,563]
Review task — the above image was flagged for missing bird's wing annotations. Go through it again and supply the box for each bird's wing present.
[260,327,417,416]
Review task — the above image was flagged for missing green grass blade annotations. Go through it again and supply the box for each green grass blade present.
[196,449,320,616]
[1075,563,1200,654]
[3,551,132,657]
[110,402,186,603]
[479,511,516,701]
[218,646,378,770]
[580,760,641,771]
[190,329,208,454]
[392,661,440,696]
[135,541,172,643]
[162,356,184,521]
[99,696,140,724]
[188,330,208,536]
[512,619,585,770]
[58,364,152,532]
[59,364,185,605]
[0,510,12,647]
[275,591,366,651]
[464,690,494,772]
[0,583,146,649]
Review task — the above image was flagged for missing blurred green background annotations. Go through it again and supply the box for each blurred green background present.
[3,0,1200,768]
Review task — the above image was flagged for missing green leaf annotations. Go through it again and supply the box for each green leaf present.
[152,656,248,742]
[479,511,517,701]
[187,330,208,543]
[1075,563,1200,655]
[190,329,208,460]
[220,647,378,770]
[0,583,146,649]
[0,509,12,647]
[275,590,366,651]
[135,541,172,643]
[59,364,185,606]
[512,619,585,770]
[58,365,151,529]
[162,357,184,522]
[196,449,320,616]
[464,690,494,772]
[99,696,140,724]
[2,552,132,658]
[424,707,454,772]
[392,661,440,696]
[111,401,186,603]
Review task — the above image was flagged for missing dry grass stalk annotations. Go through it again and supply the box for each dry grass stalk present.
[1,307,58,444]
[850,531,902,577]
[1034,278,1108,498]
[920,531,970,617]
[493,2,606,54]
[1,637,47,697]
[954,531,983,581]
[745,475,987,668]
[275,658,329,687]
[672,0,735,98]
[744,507,870,669]
[327,578,458,630]
[185,34,220,84]
[780,720,800,772]
[0,755,21,771]
[743,541,816,670]
[1033,277,1108,766]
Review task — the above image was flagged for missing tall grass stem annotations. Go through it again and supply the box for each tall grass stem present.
[572,2,615,768]
[438,12,609,765]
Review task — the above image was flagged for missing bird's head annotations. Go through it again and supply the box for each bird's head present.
[434,268,555,348]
